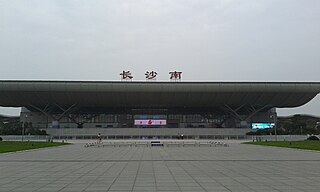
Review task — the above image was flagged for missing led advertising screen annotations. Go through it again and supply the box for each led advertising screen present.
[252,123,275,130]
[134,119,167,126]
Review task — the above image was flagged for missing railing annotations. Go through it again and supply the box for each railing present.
[251,135,309,142]
[84,140,230,148]
[0,135,49,141]
[0,135,314,141]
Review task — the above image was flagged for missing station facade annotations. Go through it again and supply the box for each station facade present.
[1,80,320,139]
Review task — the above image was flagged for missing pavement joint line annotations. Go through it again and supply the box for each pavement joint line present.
[130,151,142,192]
[105,162,129,191]
[1,159,320,162]
[176,161,209,192]
[165,161,183,191]
[189,160,236,192]
[57,162,98,192]
[150,148,158,191]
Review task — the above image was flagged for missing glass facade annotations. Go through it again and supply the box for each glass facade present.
[48,113,228,128]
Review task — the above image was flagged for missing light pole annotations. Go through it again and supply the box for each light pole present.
[22,114,27,142]
[270,112,277,141]
[273,113,277,141]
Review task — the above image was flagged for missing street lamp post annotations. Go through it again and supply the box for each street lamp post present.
[22,114,27,142]
[270,112,277,141]
[273,113,277,141]
[22,122,24,141]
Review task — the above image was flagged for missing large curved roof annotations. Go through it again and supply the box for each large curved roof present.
[0,80,319,109]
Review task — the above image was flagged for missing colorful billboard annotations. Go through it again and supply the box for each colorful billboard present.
[134,119,167,126]
[252,123,275,130]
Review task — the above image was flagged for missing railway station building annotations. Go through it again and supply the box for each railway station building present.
[0,80,319,139]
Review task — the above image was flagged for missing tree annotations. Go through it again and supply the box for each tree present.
[0,121,22,135]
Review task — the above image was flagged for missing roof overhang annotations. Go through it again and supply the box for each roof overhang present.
[0,80,319,109]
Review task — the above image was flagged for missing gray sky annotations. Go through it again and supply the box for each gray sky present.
[0,0,320,116]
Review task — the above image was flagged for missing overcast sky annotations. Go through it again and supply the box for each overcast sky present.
[0,0,320,116]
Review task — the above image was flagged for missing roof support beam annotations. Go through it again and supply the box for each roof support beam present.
[223,104,244,120]
[28,103,77,121]
[28,104,54,119]
[54,103,77,120]
[223,104,269,121]
[245,105,269,121]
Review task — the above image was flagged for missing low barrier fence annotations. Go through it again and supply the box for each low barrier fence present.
[0,135,48,141]
[252,135,309,142]
[84,140,230,148]
[0,135,313,141]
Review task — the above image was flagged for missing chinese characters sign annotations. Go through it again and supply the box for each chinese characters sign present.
[120,70,182,80]
[120,70,133,80]
[145,71,158,80]
[169,71,182,80]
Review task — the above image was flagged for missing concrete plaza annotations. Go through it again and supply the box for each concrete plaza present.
[0,140,320,192]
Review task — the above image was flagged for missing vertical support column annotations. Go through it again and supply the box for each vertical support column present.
[20,111,30,141]
[268,108,277,141]
[274,111,277,141]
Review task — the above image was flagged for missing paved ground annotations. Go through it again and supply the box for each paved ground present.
[0,140,320,192]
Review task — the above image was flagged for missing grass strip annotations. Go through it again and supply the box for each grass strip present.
[0,141,69,153]
[244,140,320,151]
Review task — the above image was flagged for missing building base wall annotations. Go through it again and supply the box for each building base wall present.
[47,128,251,139]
